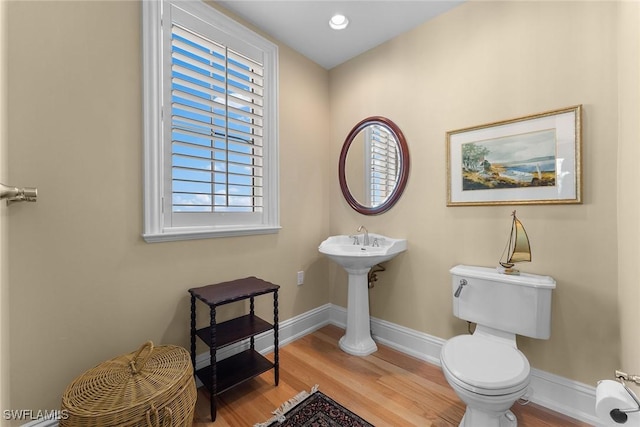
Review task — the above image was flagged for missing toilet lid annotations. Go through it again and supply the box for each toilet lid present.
[441,335,530,395]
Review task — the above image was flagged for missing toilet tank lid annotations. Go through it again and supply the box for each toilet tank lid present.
[450,265,556,289]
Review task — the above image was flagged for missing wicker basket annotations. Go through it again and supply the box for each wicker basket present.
[60,341,196,427]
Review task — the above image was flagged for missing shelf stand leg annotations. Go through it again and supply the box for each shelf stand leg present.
[250,296,255,350]
[274,290,279,386]
[210,305,217,421]
[190,294,196,372]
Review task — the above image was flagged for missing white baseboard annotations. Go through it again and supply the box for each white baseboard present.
[19,414,60,427]
[194,303,332,371]
[198,303,598,425]
[20,421,58,427]
[232,304,598,425]
[26,303,599,426]
[528,368,600,426]
[329,304,599,426]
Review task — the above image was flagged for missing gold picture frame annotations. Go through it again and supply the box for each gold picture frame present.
[447,105,582,206]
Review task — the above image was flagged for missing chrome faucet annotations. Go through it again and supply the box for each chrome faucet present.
[357,225,370,246]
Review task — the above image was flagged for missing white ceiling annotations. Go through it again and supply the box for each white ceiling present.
[216,1,465,69]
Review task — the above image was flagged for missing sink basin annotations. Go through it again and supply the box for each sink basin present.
[318,233,407,356]
[318,234,407,271]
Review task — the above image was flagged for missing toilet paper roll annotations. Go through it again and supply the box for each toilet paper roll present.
[596,380,640,426]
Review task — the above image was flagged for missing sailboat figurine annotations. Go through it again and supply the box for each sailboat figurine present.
[497,210,531,275]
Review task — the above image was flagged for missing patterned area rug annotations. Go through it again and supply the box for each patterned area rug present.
[254,385,374,427]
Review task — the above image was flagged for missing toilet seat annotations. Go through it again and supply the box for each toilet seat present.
[441,335,530,396]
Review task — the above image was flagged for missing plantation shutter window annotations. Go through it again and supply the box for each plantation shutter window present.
[170,25,264,215]
[143,1,279,242]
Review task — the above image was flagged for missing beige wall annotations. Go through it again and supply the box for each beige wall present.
[329,0,623,386]
[6,0,330,415]
[617,1,640,394]
[1,0,10,423]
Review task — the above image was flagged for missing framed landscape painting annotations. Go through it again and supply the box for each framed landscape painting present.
[446,105,582,206]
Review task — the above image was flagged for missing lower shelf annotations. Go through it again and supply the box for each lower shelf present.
[196,348,274,396]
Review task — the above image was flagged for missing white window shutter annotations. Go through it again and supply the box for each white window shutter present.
[365,125,399,207]
[143,0,279,242]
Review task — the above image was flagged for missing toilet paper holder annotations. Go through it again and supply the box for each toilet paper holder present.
[608,370,640,423]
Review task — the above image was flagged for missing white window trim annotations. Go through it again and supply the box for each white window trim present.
[142,0,280,243]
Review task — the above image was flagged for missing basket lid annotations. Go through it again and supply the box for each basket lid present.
[62,341,193,416]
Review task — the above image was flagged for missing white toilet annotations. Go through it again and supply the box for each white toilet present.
[440,265,556,427]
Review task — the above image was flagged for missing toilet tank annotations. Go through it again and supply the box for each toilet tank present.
[450,265,556,339]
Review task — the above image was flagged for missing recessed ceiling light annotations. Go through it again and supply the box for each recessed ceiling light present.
[329,14,349,30]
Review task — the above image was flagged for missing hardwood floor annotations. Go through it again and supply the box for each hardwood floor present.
[193,325,591,426]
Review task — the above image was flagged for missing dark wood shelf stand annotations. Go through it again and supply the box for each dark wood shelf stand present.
[189,277,280,421]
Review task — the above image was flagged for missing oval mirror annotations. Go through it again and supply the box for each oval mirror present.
[339,116,410,215]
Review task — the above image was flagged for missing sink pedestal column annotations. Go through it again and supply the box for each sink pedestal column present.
[339,267,377,356]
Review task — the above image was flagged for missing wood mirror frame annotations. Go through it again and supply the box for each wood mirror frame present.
[338,116,410,215]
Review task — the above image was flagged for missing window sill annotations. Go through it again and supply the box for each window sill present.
[143,225,281,243]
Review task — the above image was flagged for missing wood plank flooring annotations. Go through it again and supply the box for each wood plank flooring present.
[193,325,591,426]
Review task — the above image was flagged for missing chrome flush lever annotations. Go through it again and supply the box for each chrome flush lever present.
[454,279,467,298]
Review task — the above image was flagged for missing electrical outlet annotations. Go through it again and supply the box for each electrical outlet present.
[297,271,304,286]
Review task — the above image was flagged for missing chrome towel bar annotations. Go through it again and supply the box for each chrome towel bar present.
[0,182,37,205]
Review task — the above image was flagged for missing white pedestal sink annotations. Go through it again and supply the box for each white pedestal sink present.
[319,233,407,356]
